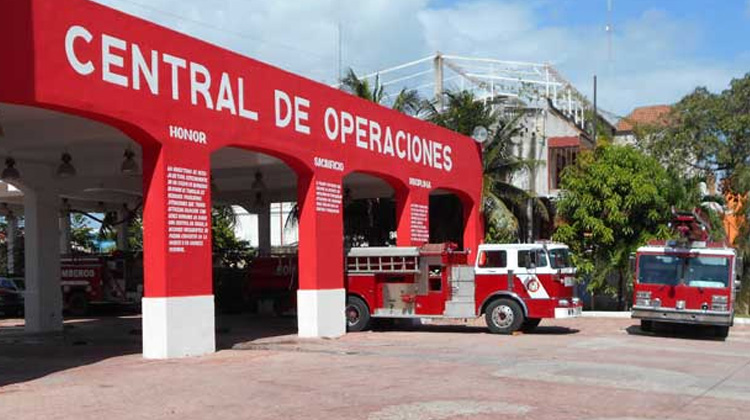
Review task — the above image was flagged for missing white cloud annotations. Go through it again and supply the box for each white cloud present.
[92,0,749,115]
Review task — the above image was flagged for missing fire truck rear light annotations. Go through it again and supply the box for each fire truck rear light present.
[676,300,686,310]
[652,298,661,307]
[558,299,569,307]
[572,297,580,305]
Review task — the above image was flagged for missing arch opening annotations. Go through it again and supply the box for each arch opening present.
[429,189,467,248]
[342,172,400,248]
[209,146,301,319]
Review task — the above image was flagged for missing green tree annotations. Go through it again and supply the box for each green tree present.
[211,205,252,268]
[552,144,674,309]
[425,90,546,242]
[70,212,97,253]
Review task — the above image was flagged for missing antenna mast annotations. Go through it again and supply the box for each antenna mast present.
[606,0,614,66]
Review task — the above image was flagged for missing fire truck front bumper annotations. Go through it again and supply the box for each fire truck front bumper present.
[631,306,733,326]
[554,304,582,319]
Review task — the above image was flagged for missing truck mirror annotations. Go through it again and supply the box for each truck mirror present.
[736,279,742,292]
[629,254,636,273]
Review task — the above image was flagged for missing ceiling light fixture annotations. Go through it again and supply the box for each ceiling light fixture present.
[121,148,139,175]
[56,152,77,178]
[1,157,20,182]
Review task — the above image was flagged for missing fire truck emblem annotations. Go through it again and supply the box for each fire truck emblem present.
[526,278,541,293]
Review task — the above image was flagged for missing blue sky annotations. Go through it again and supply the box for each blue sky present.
[94,0,750,116]
[537,0,747,62]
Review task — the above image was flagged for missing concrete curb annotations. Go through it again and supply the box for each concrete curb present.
[581,311,750,325]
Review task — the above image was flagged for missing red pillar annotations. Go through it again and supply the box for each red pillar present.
[140,141,215,358]
[462,196,484,263]
[296,171,346,337]
[396,188,430,246]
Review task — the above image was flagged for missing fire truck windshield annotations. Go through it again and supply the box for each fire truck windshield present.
[638,255,730,288]
[549,248,572,269]
[685,257,730,288]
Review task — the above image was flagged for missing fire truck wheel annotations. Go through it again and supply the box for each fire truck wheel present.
[640,320,654,332]
[714,326,730,339]
[345,296,371,332]
[520,318,541,333]
[67,291,89,317]
[485,298,524,334]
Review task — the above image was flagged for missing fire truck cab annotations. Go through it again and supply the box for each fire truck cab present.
[632,211,740,338]
[345,242,581,334]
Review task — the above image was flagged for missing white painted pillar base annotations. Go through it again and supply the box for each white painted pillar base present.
[142,295,216,359]
[297,289,346,338]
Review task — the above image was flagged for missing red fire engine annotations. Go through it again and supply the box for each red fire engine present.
[631,210,741,338]
[60,253,143,315]
[345,242,581,334]
[244,242,580,333]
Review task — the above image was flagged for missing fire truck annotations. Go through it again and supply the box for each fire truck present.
[631,210,741,338]
[60,253,143,315]
[345,242,581,334]
[243,253,298,315]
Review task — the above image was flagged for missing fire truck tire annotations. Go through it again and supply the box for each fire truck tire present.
[520,318,541,332]
[67,291,89,317]
[485,298,524,334]
[346,296,371,332]
[714,326,730,339]
[640,320,654,332]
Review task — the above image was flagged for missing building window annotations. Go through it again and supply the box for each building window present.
[549,146,578,190]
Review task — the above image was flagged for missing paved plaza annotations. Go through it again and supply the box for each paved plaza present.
[1,316,749,419]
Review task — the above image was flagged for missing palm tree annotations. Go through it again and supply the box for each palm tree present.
[424,90,548,241]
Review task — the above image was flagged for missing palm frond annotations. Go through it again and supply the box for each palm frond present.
[392,88,422,115]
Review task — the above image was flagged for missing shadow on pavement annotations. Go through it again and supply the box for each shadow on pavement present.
[527,326,580,335]
[0,312,298,388]
[372,322,579,335]
[625,323,726,341]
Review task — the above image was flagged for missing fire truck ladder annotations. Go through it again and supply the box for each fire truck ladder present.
[670,208,710,243]
[346,247,421,274]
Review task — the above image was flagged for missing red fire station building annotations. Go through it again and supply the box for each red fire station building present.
[0,0,483,358]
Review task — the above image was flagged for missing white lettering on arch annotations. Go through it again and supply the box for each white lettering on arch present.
[101,33,128,87]
[65,25,94,76]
